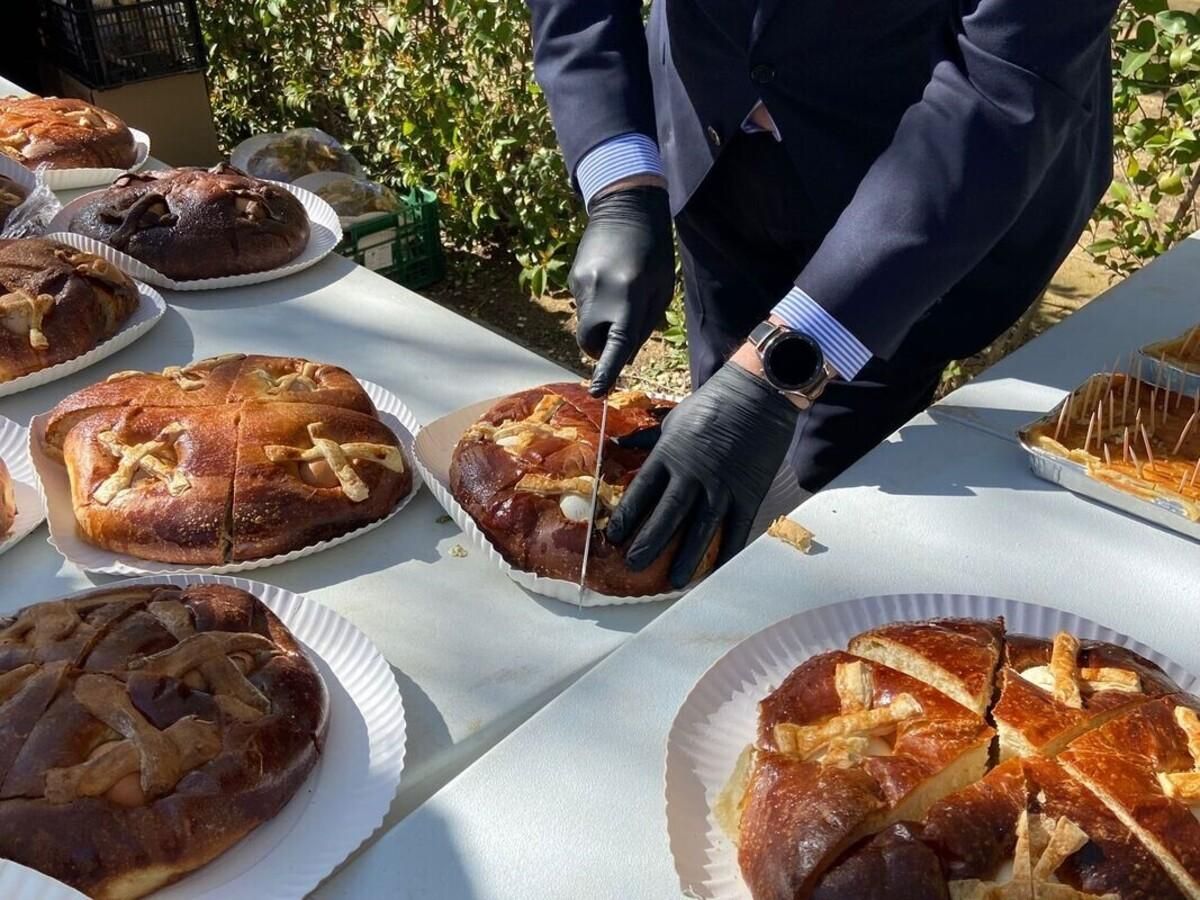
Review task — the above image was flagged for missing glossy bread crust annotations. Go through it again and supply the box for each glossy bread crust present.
[0,238,139,383]
[450,382,717,595]
[0,584,328,900]
[0,96,137,169]
[0,456,14,536]
[70,164,309,280]
[48,354,407,564]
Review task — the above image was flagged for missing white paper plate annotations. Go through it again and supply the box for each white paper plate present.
[41,574,406,900]
[39,127,151,191]
[45,178,342,291]
[664,593,1200,900]
[30,378,422,575]
[0,278,165,399]
[0,861,86,900]
[0,415,45,558]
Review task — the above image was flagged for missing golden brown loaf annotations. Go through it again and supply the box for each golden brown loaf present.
[718,617,1200,899]
[44,354,412,564]
[0,96,137,170]
[69,164,311,281]
[0,583,328,899]
[0,455,15,536]
[0,238,139,383]
[450,382,718,595]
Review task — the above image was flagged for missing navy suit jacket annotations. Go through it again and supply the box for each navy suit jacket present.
[527,0,1116,363]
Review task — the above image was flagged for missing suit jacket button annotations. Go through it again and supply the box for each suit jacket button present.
[706,125,721,147]
[751,63,776,84]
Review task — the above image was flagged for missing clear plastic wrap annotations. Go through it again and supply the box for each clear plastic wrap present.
[0,162,61,239]
[232,128,365,183]
[292,171,399,223]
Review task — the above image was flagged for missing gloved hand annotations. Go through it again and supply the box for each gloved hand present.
[569,186,674,396]
[606,362,801,588]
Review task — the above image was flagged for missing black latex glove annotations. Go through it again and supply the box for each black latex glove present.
[607,363,801,588]
[569,186,674,396]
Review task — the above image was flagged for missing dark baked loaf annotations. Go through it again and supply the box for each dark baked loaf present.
[69,164,311,280]
[0,238,140,383]
[0,583,328,900]
[0,96,137,169]
[450,382,718,595]
[0,455,15,537]
[0,174,28,231]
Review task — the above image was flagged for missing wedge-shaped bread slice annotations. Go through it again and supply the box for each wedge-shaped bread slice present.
[923,757,1028,883]
[63,406,239,565]
[995,634,1181,760]
[738,651,993,898]
[226,354,376,415]
[848,617,1003,716]
[41,353,245,457]
[808,822,949,900]
[1060,695,1200,899]
[232,402,411,560]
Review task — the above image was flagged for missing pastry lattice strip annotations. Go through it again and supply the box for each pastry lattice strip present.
[44,715,221,804]
[264,422,405,502]
[94,422,190,504]
[128,630,276,720]
[105,353,247,391]
[773,692,923,759]
[1157,706,1200,803]
[1042,631,1142,709]
[0,288,54,350]
[514,473,624,510]
[252,362,321,394]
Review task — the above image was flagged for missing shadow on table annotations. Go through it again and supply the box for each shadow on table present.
[931,398,1055,442]
[830,414,1057,498]
[163,254,355,311]
[526,588,673,634]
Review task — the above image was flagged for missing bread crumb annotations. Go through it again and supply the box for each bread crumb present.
[436,514,452,524]
[767,517,812,553]
[448,544,468,558]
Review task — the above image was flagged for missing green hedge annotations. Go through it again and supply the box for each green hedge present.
[201,1,1198,296]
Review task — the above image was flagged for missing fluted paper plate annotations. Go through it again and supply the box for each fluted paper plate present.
[46,178,341,291]
[664,593,1200,900]
[0,861,86,899]
[30,378,421,575]
[39,128,151,191]
[50,575,405,900]
[0,416,44,557]
[0,278,165,399]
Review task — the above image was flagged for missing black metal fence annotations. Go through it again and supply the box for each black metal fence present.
[39,0,206,89]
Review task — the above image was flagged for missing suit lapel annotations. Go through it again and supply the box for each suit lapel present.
[750,0,785,45]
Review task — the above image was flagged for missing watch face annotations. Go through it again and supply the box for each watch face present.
[764,332,824,392]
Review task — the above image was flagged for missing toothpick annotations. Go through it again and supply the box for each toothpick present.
[1122,370,1132,422]
[1096,399,1105,437]
[1123,426,1131,461]
[1085,412,1097,453]
[1151,390,1157,433]
[1163,371,1172,421]
[1131,445,1143,478]
[1081,378,1095,424]
[1181,326,1200,357]
[1104,443,1112,466]
[1134,375,1142,418]
[1054,399,1069,442]
[1141,423,1156,471]
[1194,387,1199,416]
[1109,385,1115,429]
[1192,456,1200,487]
[1179,470,1189,494]
[1172,411,1198,455]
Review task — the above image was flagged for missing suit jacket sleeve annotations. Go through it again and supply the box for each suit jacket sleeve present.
[526,0,658,181]
[793,0,1117,360]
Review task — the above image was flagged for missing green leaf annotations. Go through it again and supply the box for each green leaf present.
[1121,49,1154,76]
[1158,169,1185,194]
[1170,45,1194,70]
[1108,181,1133,204]
[1156,10,1197,36]
[1086,239,1119,255]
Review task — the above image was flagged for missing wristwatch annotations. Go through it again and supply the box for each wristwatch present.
[748,321,837,401]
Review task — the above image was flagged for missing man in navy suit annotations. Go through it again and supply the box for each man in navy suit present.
[526,0,1118,586]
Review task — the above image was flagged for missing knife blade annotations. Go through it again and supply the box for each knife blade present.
[578,393,609,605]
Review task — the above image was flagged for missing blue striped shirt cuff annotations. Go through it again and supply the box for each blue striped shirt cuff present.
[772,287,872,379]
[576,133,665,209]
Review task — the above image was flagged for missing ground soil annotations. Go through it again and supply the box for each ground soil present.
[426,239,1115,401]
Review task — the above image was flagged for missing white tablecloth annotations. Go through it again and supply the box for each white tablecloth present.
[317,232,1200,898]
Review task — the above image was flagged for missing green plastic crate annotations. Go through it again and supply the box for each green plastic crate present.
[338,187,445,290]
